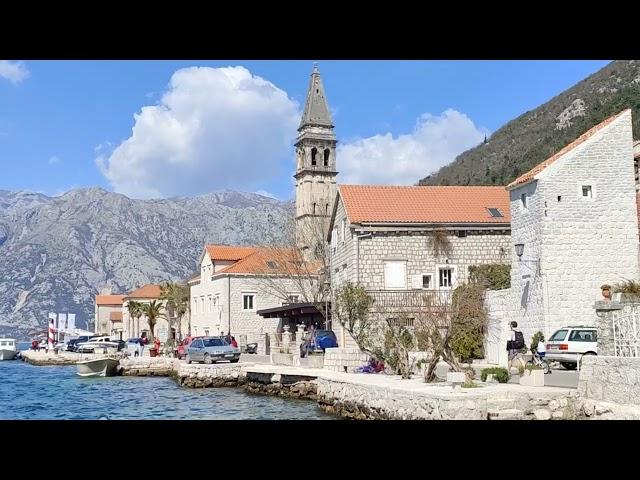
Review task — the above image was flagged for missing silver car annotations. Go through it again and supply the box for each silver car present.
[186,337,240,364]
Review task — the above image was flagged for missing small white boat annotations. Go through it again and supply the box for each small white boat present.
[0,338,18,361]
[76,356,120,377]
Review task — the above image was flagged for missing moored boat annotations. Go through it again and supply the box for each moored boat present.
[0,338,18,361]
[76,356,120,377]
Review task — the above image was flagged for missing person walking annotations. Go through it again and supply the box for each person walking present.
[507,321,525,372]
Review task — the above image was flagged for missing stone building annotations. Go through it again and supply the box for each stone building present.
[294,63,338,257]
[188,245,308,354]
[94,294,124,336]
[502,109,640,346]
[327,184,512,347]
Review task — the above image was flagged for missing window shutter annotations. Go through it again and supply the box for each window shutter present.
[384,261,406,289]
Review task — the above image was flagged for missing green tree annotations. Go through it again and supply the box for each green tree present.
[160,281,190,346]
[140,300,165,342]
[126,300,143,338]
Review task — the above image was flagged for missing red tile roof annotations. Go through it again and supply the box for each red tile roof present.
[214,246,321,276]
[95,294,125,306]
[338,185,510,225]
[508,109,631,189]
[109,311,123,322]
[205,245,256,262]
[125,284,162,299]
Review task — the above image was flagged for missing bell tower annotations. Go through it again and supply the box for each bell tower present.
[295,63,338,257]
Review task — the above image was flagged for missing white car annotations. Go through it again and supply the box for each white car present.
[77,336,119,353]
[545,326,597,370]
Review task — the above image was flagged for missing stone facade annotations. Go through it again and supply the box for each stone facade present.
[508,110,640,341]
[95,303,121,335]
[329,193,511,348]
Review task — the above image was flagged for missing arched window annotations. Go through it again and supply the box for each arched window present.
[323,149,330,166]
[311,147,317,166]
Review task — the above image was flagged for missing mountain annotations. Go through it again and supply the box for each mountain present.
[419,60,640,186]
[0,187,293,339]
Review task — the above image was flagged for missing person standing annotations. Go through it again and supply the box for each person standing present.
[506,321,525,372]
[138,332,148,357]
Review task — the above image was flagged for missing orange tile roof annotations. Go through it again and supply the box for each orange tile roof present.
[338,185,510,225]
[109,311,123,322]
[508,109,631,189]
[95,294,125,306]
[205,245,256,262]
[125,284,162,299]
[215,247,320,276]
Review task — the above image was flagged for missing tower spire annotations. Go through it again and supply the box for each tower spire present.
[299,62,333,130]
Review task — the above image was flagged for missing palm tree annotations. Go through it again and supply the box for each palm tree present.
[160,281,190,346]
[140,300,165,342]
[126,300,143,338]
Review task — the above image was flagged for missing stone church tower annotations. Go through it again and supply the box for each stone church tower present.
[295,63,338,257]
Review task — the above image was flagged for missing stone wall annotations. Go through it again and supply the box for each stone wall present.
[323,348,370,373]
[355,230,511,291]
[578,355,640,405]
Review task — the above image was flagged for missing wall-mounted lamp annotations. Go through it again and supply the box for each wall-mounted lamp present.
[515,243,524,259]
[514,242,539,274]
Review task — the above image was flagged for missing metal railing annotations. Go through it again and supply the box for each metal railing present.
[366,289,453,311]
[613,304,640,357]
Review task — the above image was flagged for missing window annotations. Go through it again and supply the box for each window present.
[487,207,503,218]
[204,329,209,337]
[341,219,346,244]
[457,230,467,238]
[557,195,562,202]
[208,295,212,312]
[332,227,337,252]
[582,185,592,198]
[422,274,432,289]
[521,193,527,209]
[439,268,453,288]
[387,317,415,328]
[313,203,316,215]
[549,329,568,342]
[568,330,597,342]
[323,149,330,166]
[266,261,277,269]
[203,338,225,347]
[286,294,299,304]
[201,297,205,313]
[384,261,407,289]
[311,147,317,166]
[243,294,255,310]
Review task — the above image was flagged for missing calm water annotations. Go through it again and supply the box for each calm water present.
[0,359,335,420]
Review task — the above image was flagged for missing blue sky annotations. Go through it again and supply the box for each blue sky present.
[0,60,610,200]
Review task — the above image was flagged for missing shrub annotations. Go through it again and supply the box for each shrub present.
[480,367,510,383]
[530,331,544,353]
[462,380,479,388]
[450,283,488,362]
[468,264,511,290]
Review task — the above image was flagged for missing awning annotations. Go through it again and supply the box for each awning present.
[256,302,327,319]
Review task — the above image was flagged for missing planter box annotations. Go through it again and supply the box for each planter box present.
[519,368,544,387]
[271,352,295,366]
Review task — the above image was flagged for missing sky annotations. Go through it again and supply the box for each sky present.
[0,60,611,201]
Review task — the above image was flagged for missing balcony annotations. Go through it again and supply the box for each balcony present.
[366,289,452,313]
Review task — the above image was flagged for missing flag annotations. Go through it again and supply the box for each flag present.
[58,313,68,331]
[67,313,76,331]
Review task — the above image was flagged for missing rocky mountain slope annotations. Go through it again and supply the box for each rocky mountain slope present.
[420,60,640,186]
[0,188,292,339]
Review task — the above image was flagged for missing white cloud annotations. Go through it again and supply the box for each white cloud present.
[338,109,487,185]
[48,156,61,166]
[97,66,299,199]
[253,190,277,199]
[0,60,30,84]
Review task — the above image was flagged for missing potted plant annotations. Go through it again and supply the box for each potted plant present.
[601,284,612,301]
[519,364,544,387]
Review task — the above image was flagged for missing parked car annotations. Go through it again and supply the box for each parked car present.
[176,336,201,360]
[545,326,597,370]
[67,335,98,352]
[186,336,240,364]
[301,329,338,357]
[76,336,119,353]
